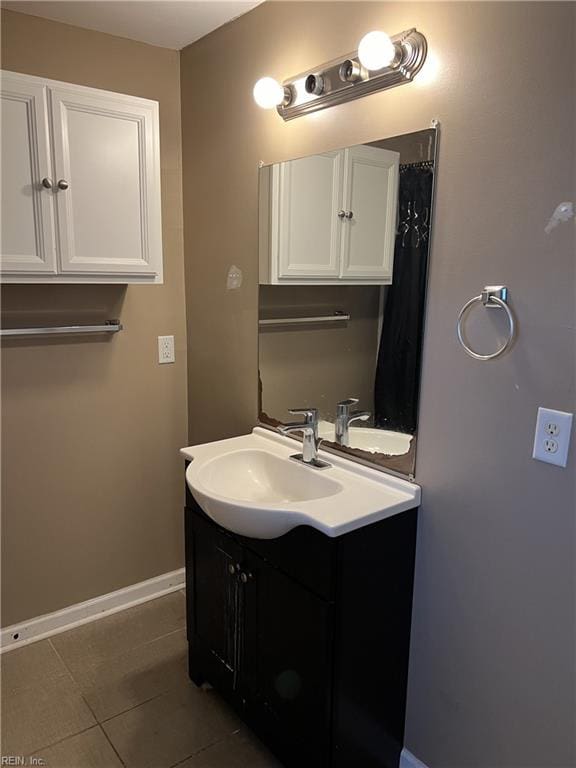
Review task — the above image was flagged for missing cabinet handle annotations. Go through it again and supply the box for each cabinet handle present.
[338,210,346,219]
[345,211,354,219]
[57,179,69,190]
[41,178,53,189]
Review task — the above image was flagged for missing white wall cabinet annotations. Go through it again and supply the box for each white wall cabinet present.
[0,71,163,283]
[260,145,399,285]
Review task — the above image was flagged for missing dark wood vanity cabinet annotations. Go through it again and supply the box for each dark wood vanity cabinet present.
[184,487,418,768]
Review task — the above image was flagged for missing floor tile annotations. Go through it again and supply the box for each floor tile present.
[52,592,186,676]
[0,640,68,695]
[1,672,96,755]
[102,682,242,768]
[28,726,123,768]
[72,629,189,721]
[176,730,282,768]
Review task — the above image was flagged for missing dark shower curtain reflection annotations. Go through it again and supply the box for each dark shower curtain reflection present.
[374,163,434,434]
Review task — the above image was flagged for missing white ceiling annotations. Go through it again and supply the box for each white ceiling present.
[2,0,263,50]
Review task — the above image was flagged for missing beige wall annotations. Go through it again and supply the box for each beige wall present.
[181,3,575,766]
[1,10,187,626]
[259,285,380,423]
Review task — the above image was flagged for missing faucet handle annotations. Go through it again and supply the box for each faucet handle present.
[288,407,318,424]
[336,398,359,415]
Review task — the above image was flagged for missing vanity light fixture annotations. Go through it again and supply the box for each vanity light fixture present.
[253,28,427,120]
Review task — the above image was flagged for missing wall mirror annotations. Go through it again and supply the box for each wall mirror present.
[258,128,437,478]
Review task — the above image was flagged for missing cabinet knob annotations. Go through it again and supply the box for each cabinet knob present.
[57,179,69,190]
[41,177,53,189]
[338,210,346,219]
[239,571,252,583]
[228,563,236,575]
[345,211,354,219]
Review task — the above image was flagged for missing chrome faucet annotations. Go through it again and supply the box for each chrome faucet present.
[335,398,370,447]
[279,408,331,469]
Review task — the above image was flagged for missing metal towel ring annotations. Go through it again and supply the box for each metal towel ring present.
[457,286,515,361]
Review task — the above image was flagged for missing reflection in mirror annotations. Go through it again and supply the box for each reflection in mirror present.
[258,128,437,478]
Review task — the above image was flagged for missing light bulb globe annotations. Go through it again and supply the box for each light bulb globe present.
[253,77,284,109]
[357,31,395,71]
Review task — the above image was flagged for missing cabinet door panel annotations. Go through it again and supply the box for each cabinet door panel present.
[341,145,399,280]
[189,511,244,691]
[243,551,332,765]
[0,75,56,273]
[50,87,162,276]
[275,151,343,279]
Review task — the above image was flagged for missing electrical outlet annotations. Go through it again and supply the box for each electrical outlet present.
[158,335,175,364]
[532,407,573,467]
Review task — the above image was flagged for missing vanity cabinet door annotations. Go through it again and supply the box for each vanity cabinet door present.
[340,145,399,281]
[186,510,245,694]
[0,74,57,273]
[49,85,162,278]
[273,150,343,280]
[241,549,333,767]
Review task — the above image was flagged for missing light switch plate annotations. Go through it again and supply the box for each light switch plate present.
[158,335,175,364]
[532,407,573,467]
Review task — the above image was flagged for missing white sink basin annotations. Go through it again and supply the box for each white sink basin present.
[317,420,413,456]
[181,427,420,539]
[197,449,342,504]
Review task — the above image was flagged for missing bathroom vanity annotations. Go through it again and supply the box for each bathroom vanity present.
[183,125,435,767]
[182,429,420,768]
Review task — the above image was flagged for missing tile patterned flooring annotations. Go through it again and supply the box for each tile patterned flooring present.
[0,591,281,767]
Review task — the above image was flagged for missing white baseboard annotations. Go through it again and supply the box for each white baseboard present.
[400,748,429,768]
[0,567,185,653]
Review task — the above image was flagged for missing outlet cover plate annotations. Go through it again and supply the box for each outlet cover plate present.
[158,335,175,364]
[532,407,573,467]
